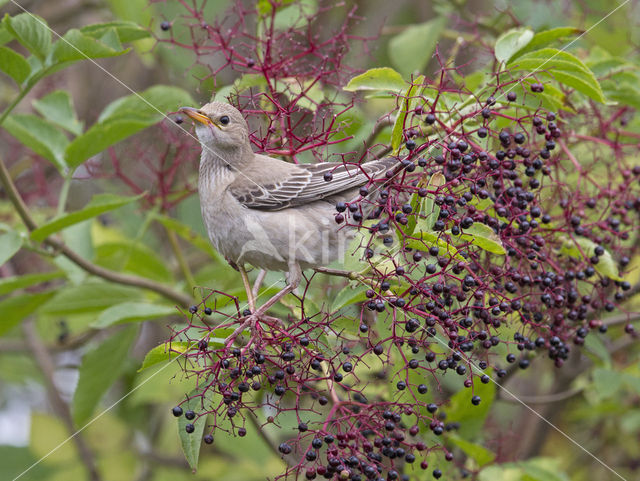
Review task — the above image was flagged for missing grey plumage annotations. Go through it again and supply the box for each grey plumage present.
[184,101,396,275]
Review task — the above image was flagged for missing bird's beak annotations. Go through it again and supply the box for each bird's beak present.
[179,107,221,129]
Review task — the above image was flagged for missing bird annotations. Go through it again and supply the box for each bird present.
[180,101,397,325]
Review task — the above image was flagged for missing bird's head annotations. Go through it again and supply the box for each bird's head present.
[180,102,250,155]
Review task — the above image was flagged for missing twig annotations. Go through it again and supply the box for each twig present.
[0,155,193,307]
[356,119,393,160]
[22,320,102,481]
[246,410,294,467]
[252,269,267,299]
[165,226,197,291]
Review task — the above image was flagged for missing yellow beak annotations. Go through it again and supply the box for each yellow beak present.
[179,107,221,129]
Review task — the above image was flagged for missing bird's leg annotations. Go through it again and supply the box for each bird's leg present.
[252,269,267,300]
[227,266,297,347]
[243,263,301,328]
[238,265,256,313]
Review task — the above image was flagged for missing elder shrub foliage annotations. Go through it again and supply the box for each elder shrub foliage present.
[0,1,639,481]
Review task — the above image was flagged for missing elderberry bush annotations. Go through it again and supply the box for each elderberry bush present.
[150,1,640,480]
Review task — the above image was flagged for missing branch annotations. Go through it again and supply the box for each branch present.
[22,320,102,481]
[0,156,192,307]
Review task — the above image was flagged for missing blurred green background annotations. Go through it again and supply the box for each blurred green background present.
[1,1,639,480]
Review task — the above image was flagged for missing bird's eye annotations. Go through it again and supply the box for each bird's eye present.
[219,115,230,125]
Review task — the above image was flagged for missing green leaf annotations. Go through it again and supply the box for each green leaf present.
[65,117,149,169]
[257,0,297,14]
[408,171,445,234]
[0,291,56,336]
[72,325,138,426]
[592,367,623,400]
[448,435,495,466]
[331,284,369,312]
[92,302,177,328]
[272,0,317,30]
[343,67,406,92]
[479,459,570,481]
[2,13,51,61]
[80,21,151,43]
[0,23,12,45]
[557,236,622,281]
[66,86,194,168]
[391,75,424,153]
[99,85,195,123]
[0,45,31,85]
[178,388,207,470]
[52,28,128,63]
[0,446,55,481]
[0,271,64,296]
[0,230,23,266]
[153,213,223,262]
[38,281,140,316]
[30,193,144,242]
[93,240,174,282]
[446,369,496,438]
[511,27,583,60]
[139,341,195,370]
[388,17,447,77]
[508,48,606,103]
[2,114,69,172]
[32,90,83,135]
[140,330,232,371]
[453,223,506,255]
[405,231,466,261]
[494,27,534,64]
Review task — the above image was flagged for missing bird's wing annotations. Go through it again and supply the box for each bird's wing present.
[228,155,396,210]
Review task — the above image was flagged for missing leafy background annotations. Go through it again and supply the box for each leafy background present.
[0,1,639,481]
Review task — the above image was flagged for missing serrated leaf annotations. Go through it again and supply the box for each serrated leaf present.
[331,284,369,312]
[391,75,424,152]
[446,369,496,437]
[2,13,51,61]
[508,48,605,103]
[72,325,138,426]
[52,28,128,63]
[511,27,583,60]
[453,223,506,255]
[558,236,623,281]
[178,388,207,470]
[30,193,144,241]
[272,0,317,30]
[32,90,83,135]
[66,85,194,168]
[388,17,447,77]
[520,78,571,113]
[405,231,466,261]
[0,271,64,296]
[93,240,173,283]
[38,281,140,316]
[343,67,406,92]
[411,172,445,234]
[139,341,196,370]
[257,0,297,14]
[0,291,56,336]
[80,21,151,43]
[91,302,177,328]
[2,114,69,171]
[152,213,223,262]
[448,435,495,466]
[0,45,31,85]
[495,27,534,64]
[0,230,23,266]
[139,332,232,371]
